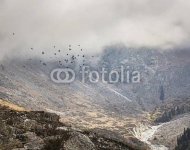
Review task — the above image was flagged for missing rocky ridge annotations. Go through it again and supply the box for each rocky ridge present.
[0,99,150,150]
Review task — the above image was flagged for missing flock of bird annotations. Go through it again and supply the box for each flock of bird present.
[25,45,92,69]
[12,33,99,69]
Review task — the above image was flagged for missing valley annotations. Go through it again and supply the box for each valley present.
[1,47,190,149]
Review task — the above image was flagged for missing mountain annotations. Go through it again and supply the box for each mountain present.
[1,46,190,149]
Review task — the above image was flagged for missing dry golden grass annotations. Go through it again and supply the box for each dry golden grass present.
[0,99,28,111]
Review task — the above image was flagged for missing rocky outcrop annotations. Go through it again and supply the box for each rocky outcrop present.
[0,103,150,150]
[24,119,37,130]
[24,132,44,150]
[64,132,96,150]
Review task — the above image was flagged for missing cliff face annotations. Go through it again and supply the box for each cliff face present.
[0,101,150,150]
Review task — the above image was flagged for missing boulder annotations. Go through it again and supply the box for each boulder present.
[24,132,44,150]
[64,132,96,150]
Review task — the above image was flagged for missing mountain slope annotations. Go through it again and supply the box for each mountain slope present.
[0,100,150,150]
[1,47,190,144]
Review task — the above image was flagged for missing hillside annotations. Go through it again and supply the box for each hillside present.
[0,100,150,150]
[175,128,190,150]
[0,98,27,112]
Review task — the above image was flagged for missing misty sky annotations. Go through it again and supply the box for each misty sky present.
[0,0,190,60]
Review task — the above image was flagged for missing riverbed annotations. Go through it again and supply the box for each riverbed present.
[140,124,168,150]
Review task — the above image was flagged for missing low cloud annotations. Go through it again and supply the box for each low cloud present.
[0,0,190,60]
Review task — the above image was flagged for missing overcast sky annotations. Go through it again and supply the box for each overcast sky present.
[0,0,190,60]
